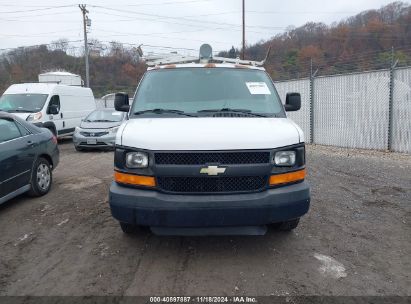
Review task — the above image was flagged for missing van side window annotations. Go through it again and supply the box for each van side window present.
[0,119,22,143]
[48,95,60,114]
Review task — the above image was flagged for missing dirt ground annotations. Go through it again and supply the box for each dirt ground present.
[0,140,410,296]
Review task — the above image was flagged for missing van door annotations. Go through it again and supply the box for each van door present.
[46,95,65,136]
[63,93,94,133]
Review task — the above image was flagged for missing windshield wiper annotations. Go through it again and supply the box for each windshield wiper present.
[93,119,114,122]
[133,109,197,117]
[197,108,270,117]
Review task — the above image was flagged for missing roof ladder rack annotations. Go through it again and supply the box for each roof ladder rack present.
[143,44,271,67]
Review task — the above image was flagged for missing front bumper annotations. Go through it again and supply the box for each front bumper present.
[73,133,116,149]
[109,181,310,227]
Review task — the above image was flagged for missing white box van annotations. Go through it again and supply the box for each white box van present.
[38,71,83,86]
[0,83,96,137]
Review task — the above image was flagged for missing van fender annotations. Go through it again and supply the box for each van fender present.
[34,121,57,136]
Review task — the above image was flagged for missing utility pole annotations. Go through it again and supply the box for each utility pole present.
[79,4,90,87]
[242,0,245,60]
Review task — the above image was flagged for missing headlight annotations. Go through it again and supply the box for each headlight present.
[126,152,149,168]
[26,112,42,122]
[273,151,296,166]
[109,126,120,134]
[75,127,82,133]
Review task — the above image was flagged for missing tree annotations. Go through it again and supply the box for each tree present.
[49,39,70,53]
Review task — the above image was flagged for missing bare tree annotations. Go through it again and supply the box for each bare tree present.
[49,39,70,53]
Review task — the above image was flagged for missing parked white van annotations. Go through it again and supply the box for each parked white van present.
[0,83,96,137]
[109,44,310,235]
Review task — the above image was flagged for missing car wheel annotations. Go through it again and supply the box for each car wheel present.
[278,218,300,231]
[28,157,52,197]
[75,145,83,152]
[120,222,139,234]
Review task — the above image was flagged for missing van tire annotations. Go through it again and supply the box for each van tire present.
[278,218,300,231]
[28,157,52,197]
[120,222,138,234]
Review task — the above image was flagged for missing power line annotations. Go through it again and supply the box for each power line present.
[0,0,210,7]
[0,5,74,14]
[0,29,81,38]
[0,10,79,21]
[90,5,287,31]
[123,0,212,6]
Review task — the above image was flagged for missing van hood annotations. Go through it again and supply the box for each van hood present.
[117,118,303,150]
[11,113,31,120]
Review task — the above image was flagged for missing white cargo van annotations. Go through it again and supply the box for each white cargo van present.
[0,83,96,137]
[109,44,310,236]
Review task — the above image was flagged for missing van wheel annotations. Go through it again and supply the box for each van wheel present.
[28,157,52,197]
[278,218,300,231]
[120,222,138,234]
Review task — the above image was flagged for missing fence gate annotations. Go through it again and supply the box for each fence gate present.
[313,70,391,150]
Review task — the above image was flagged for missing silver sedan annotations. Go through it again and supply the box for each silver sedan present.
[73,109,127,151]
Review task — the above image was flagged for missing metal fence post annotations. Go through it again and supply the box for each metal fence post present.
[309,59,318,144]
[388,59,398,151]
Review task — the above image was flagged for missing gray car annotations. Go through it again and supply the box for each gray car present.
[73,109,127,151]
[0,111,59,204]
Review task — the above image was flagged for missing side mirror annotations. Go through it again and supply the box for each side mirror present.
[285,93,301,112]
[114,93,130,112]
[47,105,59,115]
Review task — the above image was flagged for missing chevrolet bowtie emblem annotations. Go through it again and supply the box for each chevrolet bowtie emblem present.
[200,166,226,176]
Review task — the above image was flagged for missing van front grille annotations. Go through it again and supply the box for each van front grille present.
[154,152,270,165]
[157,176,268,193]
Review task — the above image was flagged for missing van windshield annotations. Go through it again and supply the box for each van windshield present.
[131,68,285,117]
[0,94,48,113]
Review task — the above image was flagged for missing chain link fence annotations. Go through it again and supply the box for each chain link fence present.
[95,93,115,109]
[275,79,311,142]
[392,67,411,153]
[275,67,411,154]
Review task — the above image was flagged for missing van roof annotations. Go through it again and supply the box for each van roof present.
[147,63,266,71]
[38,71,79,77]
[3,83,92,96]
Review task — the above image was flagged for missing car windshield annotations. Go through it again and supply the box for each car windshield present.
[85,109,125,122]
[130,68,285,117]
[0,94,48,113]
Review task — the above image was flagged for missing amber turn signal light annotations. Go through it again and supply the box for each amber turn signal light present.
[114,171,156,187]
[269,169,306,186]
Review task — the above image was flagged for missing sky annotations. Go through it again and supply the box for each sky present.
[0,0,406,56]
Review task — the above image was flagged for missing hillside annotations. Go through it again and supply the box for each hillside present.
[233,1,411,80]
[0,44,146,97]
[1,1,411,96]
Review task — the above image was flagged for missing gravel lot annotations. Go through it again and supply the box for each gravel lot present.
[0,140,410,296]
